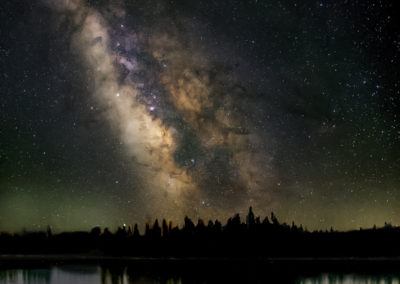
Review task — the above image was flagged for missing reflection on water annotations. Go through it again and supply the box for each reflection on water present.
[0,267,101,284]
[0,266,400,284]
[297,275,400,284]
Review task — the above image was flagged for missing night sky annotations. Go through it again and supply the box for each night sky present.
[0,0,399,232]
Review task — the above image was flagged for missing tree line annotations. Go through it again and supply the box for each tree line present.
[1,207,399,257]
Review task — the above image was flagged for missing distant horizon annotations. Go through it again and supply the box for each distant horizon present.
[1,208,397,234]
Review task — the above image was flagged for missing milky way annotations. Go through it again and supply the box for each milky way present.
[55,0,277,219]
[0,0,399,232]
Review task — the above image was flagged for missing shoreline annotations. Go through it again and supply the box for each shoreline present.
[2,255,400,261]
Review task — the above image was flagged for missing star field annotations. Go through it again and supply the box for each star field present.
[0,0,399,232]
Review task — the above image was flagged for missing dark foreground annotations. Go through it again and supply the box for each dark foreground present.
[1,256,400,283]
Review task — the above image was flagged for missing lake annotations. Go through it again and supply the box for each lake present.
[1,258,400,283]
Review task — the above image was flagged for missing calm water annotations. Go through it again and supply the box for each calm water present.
[1,265,400,284]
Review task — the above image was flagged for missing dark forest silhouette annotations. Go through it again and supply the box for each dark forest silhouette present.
[1,207,399,257]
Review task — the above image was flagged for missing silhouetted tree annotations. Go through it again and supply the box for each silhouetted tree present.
[168,221,173,234]
[214,220,222,232]
[246,206,255,229]
[271,212,279,226]
[162,219,169,237]
[103,228,111,236]
[116,226,127,238]
[152,219,161,238]
[46,225,52,239]
[184,216,195,235]
[133,224,140,237]
[90,227,101,237]
[262,216,271,226]
[196,219,206,236]
[128,225,133,237]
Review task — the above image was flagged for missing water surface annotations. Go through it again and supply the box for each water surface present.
[1,260,400,283]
